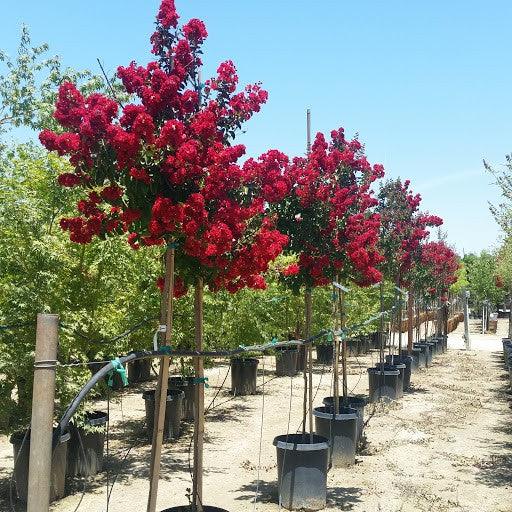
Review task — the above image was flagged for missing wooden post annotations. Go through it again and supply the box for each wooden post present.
[332,283,340,414]
[379,282,385,364]
[463,290,470,349]
[147,248,175,512]
[193,277,205,511]
[27,313,59,512]
[407,286,413,354]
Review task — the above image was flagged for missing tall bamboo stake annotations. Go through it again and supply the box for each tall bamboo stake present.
[407,286,413,354]
[337,282,348,399]
[332,283,340,414]
[147,247,175,512]
[379,282,385,365]
[305,287,313,441]
[193,277,204,511]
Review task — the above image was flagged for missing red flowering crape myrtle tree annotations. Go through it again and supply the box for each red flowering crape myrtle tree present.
[377,179,443,353]
[39,1,289,509]
[416,241,460,337]
[276,128,384,412]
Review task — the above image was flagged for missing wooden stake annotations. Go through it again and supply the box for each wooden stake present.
[332,283,340,414]
[27,313,59,512]
[337,282,348,399]
[379,282,385,365]
[193,277,204,511]
[304,288,313,440]
[407,286,413,354]
[147,248,175,512]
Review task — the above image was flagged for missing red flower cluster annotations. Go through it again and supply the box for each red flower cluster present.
[277,128,385,290]
[420,241,459,296]
[378,179,443,284]
[39,0,289,294]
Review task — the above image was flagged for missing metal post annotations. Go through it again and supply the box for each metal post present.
[463,290,470,349]
[27,314,59,512]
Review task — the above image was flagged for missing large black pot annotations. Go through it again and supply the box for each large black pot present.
[67,410,108,477]
[367,367,401,402]
[273,433,329,511]
[313,406,358,467]
[10,429,70,502]
[230,358,258,395]
[143,388,184,440]
[128,357,152,383]
[322,395,367,447]
[169,376,195,421]
[386,354,412,390]
[375,362,404,398]
[275,347,298,377]
[316,344,333,365]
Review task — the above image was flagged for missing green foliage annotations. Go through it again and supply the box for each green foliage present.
[463,251,504,309]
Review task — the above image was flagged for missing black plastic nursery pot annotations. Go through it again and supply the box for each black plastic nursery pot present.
[161,507,229,511]
[127,356,152,383]
[230,357,259,395]
[67,410,108,477]
[169,376,196,421]
[296,345,306,372]
[10,429,70,502]
[401,348,426,370]
[375,363,404,398]
[143,388,184,440]
[322,395,367,448]
[275,347,298,377]
[316,344,334,365]
[314,405,358,467]
[414,343,432,367]
[367,367,401,403]
[386,354,413,391]
[273,433,329,511]
[347,339,358,357]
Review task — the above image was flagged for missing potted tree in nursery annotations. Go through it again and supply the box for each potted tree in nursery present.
[40,1,290,509]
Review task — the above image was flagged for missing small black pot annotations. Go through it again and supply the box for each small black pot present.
[67,410,108,477]
[231,358,259,395]
[143,388,184,440]
[347,339,358,357]
[375,363,404,398]
[316,344,334,365]
[414,343,432,367]
[10,429,70,502]
[169,376,196,421]
[313,406,358,467]
[367,367,401,402]
[273,433,329,511]
[275,347,298,377]
[386,355,413,390]
[401,348,426,369]
[128,357,152,383]
[322,395,367,447]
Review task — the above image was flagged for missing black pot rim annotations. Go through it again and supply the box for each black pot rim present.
[313,406,358,420]
[230,357,259,365]
[84,410,109,426]
[376,362,406,370]
[273,433,329,451]
[367,367,400,376]
[143,389,185,401]
[323,395,367,407]
[160,507,229,512]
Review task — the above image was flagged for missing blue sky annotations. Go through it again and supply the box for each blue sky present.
[3,0,511,254]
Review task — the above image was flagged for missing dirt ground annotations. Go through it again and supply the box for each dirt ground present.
[1,319,511,512]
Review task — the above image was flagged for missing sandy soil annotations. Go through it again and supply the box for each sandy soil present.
[1,319,511,512]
